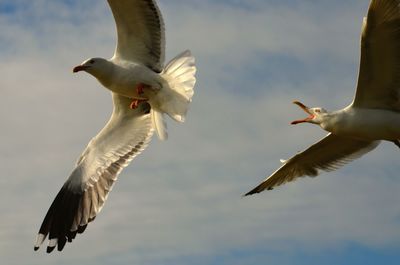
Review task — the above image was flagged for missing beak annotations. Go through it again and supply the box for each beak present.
[72,65,89,73]
[291,101,314,125]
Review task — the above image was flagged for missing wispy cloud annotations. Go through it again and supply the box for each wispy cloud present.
[1,0,399,265]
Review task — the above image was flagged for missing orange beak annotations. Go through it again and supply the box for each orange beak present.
[291,101,314,125]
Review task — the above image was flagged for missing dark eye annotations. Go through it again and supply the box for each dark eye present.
[315,109,321,113]
[89,59,95,64]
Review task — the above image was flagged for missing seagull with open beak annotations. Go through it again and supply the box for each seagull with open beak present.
[245,0,400,196]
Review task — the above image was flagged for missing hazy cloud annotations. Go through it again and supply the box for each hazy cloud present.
[1,1,399,265]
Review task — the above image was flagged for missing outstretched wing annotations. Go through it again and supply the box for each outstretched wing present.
[352,0,400,111]
[245,134,380,196]
[34,94,154,253]
[108,0,165,72]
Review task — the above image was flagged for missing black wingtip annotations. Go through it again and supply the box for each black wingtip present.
[77,224,88,234]
[46,246,55,253]
[34,247,39,251]
[243,191,255,197]
[243,191,252,197]
[36,183,86,253]
[243,188,260,197]
[57,237,67,252]
[243,186,274,197]
[67,230,77,242]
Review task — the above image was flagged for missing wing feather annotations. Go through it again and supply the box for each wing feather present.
[245,134,380,195]
[353,0,400,111]
[34,94,154,252]
[108,0,165,72]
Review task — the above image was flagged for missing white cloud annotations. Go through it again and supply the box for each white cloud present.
[1,0,399,265]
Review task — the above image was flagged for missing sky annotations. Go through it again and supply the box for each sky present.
[1,0,400,264]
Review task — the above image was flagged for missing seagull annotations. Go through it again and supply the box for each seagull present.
[245,0,400,196]
[34,0,196,253]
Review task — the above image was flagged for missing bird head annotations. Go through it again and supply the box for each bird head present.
[291,101,327,125]
[73,58,113,87]
[73,58,108,75]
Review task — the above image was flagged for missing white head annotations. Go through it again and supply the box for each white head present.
[291,101,328,125]
[73,58,112,78]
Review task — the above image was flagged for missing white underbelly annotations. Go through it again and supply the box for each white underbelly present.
[109,82,143,99]
[104,63,163,99]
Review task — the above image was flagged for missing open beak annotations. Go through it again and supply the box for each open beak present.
[291,101,314,125]
[72,65,89,73]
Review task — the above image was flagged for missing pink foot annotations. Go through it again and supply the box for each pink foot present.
[136,83,146,95]
[129,99,148,109]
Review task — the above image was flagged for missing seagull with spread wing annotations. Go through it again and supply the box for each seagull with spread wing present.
[34,0,196,253]
[245,0,400,196]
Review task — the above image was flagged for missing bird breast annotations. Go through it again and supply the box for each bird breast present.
[107,62,162,99]
[321,108,400,141]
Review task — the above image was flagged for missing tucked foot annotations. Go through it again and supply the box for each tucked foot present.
[392,140,400,148]
[136,83,145,95]
[136,83,152,95]
[129,99,148,109]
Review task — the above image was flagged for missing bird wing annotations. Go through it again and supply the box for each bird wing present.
[352,0,400,111]
[108,0,165,73]
[34,94,154,253]
[245,134,380,196]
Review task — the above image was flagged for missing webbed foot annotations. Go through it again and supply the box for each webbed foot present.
[129,99,148,109]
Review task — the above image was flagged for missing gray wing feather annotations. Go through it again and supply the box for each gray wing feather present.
[35,94,154,252]
[353,0,400,111]
[245,134,380,195]
[108,0,165,72]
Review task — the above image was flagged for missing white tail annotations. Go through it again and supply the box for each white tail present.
[160,50,196,122]
[151,50,196,140]
[151,109,168,141]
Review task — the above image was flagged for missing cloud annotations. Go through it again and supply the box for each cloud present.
[1,0,399,265]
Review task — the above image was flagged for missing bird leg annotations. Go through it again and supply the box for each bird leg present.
[136,83,153,95]
[136,83,145,95]
[130,83,151,109]
[392,140,400,148]
[129,99,148,109]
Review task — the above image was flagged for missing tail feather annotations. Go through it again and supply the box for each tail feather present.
[164,50,194,75]
[163,50,196,102]
[151,109,167,141]
[160,50,196,119]
[150,50,196,140]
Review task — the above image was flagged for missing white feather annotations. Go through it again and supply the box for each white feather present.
[151,109,168,140]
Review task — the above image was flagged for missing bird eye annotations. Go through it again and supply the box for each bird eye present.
[89,59,95,64]
[315,109,321,113]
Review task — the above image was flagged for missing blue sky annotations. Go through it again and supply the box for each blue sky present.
[1,0,400,264]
